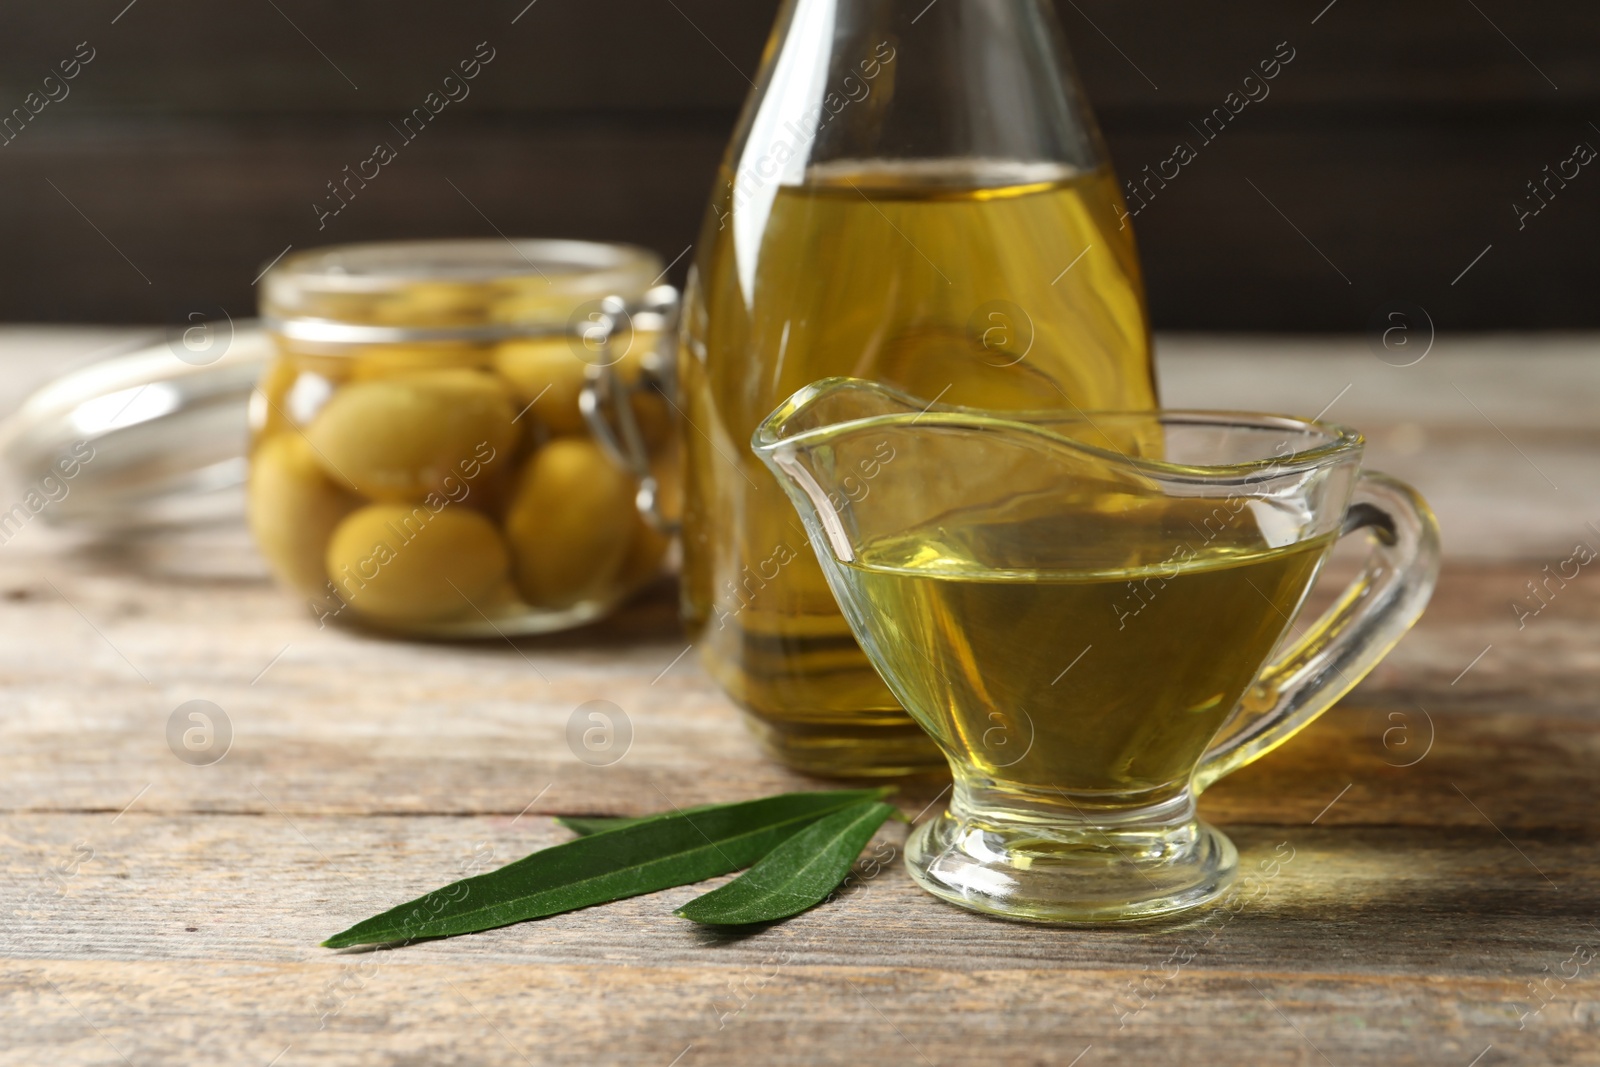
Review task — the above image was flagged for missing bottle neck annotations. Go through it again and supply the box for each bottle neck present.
[738,0,1103,179]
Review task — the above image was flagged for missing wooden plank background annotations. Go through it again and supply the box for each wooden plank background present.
[0,0,1595,328]
[2,328,1598,1064]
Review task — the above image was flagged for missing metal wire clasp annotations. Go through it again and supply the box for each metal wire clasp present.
[578,284,680,534]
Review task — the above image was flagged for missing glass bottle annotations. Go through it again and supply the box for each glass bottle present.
[678,0,1158,777]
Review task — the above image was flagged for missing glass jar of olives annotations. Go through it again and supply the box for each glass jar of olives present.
[253,239,678,636]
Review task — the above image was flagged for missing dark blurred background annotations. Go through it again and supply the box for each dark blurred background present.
[2,0,1595,330]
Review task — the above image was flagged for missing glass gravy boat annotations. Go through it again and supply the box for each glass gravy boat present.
[753,377,1440,923]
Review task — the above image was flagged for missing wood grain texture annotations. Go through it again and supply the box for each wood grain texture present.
[2,332,1599,1064]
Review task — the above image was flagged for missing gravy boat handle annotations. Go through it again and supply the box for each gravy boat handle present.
[1193,471,1441,793]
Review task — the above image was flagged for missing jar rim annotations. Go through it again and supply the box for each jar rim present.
[263,238,663,293]
[261,238,670,341]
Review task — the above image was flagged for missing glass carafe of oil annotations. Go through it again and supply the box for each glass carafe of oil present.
[678,0,1158,777]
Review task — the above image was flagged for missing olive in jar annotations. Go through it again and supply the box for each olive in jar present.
[304,369,518,501]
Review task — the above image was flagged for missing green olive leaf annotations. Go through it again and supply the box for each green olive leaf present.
[675,799,898,926]
[322,788,890,948]
[555,803,721,837]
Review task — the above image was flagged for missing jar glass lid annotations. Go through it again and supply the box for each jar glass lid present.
[0,329,268,532]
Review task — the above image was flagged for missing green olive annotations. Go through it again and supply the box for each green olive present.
[248,432,360,597]
[369,282,489,326]
[304,369,518,502]
[261,346,354,396]
[493,338,589,436]
[615,346,675,448]
[504,438,636,608]
[250,357,301,439]
[348,344,493,381]
[325,504,509,623]
[488,287,571,325]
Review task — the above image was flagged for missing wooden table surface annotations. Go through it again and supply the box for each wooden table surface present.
[3,328,1598,1066]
